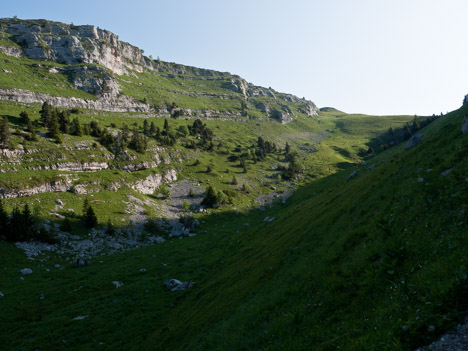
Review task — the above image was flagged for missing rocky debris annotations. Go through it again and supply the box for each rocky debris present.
[131,169,177,195]
[73,315,88,321]
[164,279,193,292]
[441,168,454,177]
[415,315,468,351]
[74,258,92,268]
[15,227,165,261]
[20,268,33,275]
[264,216,276,223]
[55,199,65,206]
[347,171,358,181]
[462,116,468,134]
[169,222,191,237]
[405,134,424,150]
[112,281,123,288]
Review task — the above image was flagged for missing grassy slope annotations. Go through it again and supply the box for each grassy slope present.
[0,105,466,350]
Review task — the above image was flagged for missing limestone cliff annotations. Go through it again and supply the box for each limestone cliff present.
[0,18,319,120]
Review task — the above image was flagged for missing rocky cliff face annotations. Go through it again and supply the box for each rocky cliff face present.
[0,18,319,120]
[0,18,150,75]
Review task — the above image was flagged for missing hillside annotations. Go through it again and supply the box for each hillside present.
[0,17,465,351]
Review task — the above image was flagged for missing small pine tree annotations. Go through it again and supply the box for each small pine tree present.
[149,121,156,136]
[201,185,217,207]
[84,206,98,228]
[19,111,30,125]
[60,217,73,232]
[0,199,8,235]
[82,198,90,217]
[143,119,149,136]
[231,176,238,185]
[71,117,83,136]
[106,219,115,235]
[39,101,52,127]
[188,188,195,197]
[182,200,190,212]
[47,110,61,142]
[0,116,11,148]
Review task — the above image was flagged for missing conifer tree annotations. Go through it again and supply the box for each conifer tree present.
[201,185,218,207]
[143,119,149,136]
[47,109,61,143]
[149,121,156,136]
[40,101,52,127]
[71,117,83,136]
[84,205,98,228]
[19,111,30,125]
[0,116,11,148]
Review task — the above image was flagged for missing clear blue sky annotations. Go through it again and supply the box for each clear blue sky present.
[3,0,468,115]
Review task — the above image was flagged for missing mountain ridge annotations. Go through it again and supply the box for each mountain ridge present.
[0,17,318,121]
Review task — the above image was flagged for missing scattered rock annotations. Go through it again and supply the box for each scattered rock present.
[169,222,191,237]
[20,268,33,275]
[441,168,453,177]
[54,264,61,268]
[418,178,424,183]
[347,171,358,181]
[74,258,92,268]
[73,315,88,320]
[0,291,4,298]
[415,315,468,351]
[264,216,276,223]
[139,268,147,273]
[112,281,123,288]
[402,325,410,332]
[405,134,424,150]
[55,199,65,206]
[164,279,193,292]
[40,294,45,300]
[18,277,24,281]
[368,164,375,170]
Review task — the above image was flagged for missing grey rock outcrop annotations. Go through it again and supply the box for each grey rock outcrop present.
[0,88,151,113]
[20,268,33,275]
[0,18,151,75]
[462,116,468,134]
[131,169,177,195]
[164,279,193,292]
[347,171,358,181]
[405,134,424,150]
[0,178,73,198]
[0,18,320,122]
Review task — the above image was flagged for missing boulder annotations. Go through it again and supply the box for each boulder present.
[169,222,190,237]
[164,279,193,292]
[20,268,33,275]
[405,134,424,150]
[347,171,358,181]
[264,216,276,223]
[0,291,4,298]
[112,281,123,288]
